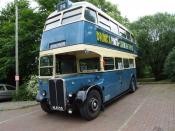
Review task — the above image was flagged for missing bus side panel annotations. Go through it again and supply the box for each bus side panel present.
[83,21,137,54]
[122,68,136,91]
[102,71,123,102]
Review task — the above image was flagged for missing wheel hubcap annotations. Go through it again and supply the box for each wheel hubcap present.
[89,98,99,112]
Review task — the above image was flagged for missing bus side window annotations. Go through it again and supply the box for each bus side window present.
[104,57,114,70]
[126,31,131,40]
[131,34,136,43]
[123,58,129,68]
[115,57,123,69]
[98,14,111,31]
[84,8,97,23]
[62,7,82,25]
[129,59,134,68]
[119,27,126,38]
[110,21,119,34]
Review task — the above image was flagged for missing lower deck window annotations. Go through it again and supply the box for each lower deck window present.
[40,55,53,76]
[79,58,100,72]
[40,67,53,76]
[129,59,134,68]
[115,58,123,69]
[104,57,114,70]
[56,55,77,74]
[123,58,129,68]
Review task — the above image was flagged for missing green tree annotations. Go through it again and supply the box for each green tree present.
[130,13,175,80]
[0,0,44,84]
[164,48,175,81]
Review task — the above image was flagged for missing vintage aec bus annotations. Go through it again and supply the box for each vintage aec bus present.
[36,0,137,120]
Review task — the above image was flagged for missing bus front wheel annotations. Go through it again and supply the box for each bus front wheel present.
[79,90,102,120]
[40,101,54,113]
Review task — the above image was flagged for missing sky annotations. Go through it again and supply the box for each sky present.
[0,0,174,22]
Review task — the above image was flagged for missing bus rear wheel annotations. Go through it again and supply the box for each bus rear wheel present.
[80,90,102,121]
[40,101,54,113]
[130,77,136,93]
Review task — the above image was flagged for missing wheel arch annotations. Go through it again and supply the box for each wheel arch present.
[75,84,104,106]
[87,85,104,103]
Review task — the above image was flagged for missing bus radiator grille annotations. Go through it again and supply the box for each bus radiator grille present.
[49,79,65,110]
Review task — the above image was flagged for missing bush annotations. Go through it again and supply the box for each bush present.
[164,48,175,81]
[13,75,38,101]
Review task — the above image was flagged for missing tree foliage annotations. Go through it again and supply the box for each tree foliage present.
[164,48,175,81]
[130,13,175,80]
[0,0,45,84]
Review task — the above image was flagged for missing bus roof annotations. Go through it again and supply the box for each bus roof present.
[47,1,131,34]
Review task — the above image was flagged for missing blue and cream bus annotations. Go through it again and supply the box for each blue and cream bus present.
[36,0,137,120]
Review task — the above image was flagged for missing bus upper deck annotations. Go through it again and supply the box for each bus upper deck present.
[40,1,137,55]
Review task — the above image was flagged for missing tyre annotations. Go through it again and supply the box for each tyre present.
[40,101,54,113]
[80,90,102,120]
[130,77,136,93]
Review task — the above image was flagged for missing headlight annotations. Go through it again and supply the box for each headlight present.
[41,90,47,96]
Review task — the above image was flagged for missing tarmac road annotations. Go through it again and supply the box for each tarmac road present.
[0,84,175,131]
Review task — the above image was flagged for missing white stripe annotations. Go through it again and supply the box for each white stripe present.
[0,110,40,125]
[117,98,147,131]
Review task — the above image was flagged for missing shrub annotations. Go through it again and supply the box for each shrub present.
[13,75,38,101]
[164,48,175,81]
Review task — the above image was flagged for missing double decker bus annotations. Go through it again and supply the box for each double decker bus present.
[36,0,137,120]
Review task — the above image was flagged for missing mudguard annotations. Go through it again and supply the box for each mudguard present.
[36,92,46,102]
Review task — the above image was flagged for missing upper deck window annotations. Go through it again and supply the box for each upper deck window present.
[126,31,131,40]
[110,21,119,34]
[131,34,136,43]
[45,13,61,31]
[62,7,82,25]
[119,27,126,38]
[84,8,97,23]
[98,14,111,31]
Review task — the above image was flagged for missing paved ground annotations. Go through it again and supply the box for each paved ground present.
[0,101,38,111]
[0,84,175,131]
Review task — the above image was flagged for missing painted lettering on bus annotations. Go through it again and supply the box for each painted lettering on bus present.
[96,31,112,44]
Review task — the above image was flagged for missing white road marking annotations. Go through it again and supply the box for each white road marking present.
[0,110,40,125]
[117,98,147,131]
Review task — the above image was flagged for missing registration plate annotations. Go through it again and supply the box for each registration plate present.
[52,106,64,111]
